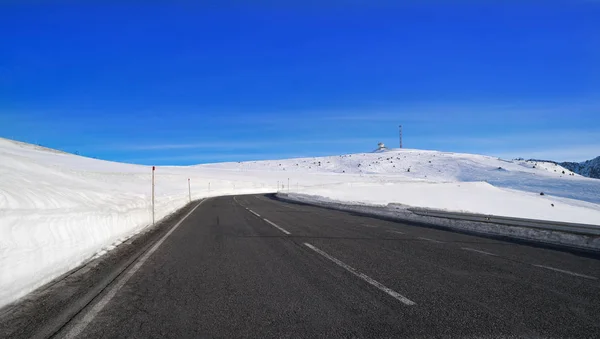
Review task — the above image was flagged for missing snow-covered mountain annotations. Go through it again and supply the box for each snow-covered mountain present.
[199,149,598,204]
[2,137,600,309]
[559,156,600,179]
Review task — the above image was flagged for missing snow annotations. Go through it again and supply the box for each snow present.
[277,193,600,251]
[1,138,600,308]
[561,156,600,179]
[288,181,600,224]
[200,148,600,205]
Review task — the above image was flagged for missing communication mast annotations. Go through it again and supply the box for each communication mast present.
[399,125,403,148]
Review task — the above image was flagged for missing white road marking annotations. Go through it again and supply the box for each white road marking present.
[303,243,415,306]
[387,230,405,235]
[461,247,498,257]
[362,224,378,228]
[264,219,291,235]
[418,237,444,244]
[533,264,598,280]
[64,199,207,338]
[236,197,290,235]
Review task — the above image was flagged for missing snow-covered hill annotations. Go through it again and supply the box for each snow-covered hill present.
[1,137,600,308]
[199,149,599,204]
[560,156,600,179]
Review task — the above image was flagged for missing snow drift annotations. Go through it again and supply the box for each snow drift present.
[1,137,600,308]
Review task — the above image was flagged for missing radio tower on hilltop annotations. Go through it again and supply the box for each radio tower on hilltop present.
[399,125,403,148]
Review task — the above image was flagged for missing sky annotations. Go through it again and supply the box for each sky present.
[1,1,599,164]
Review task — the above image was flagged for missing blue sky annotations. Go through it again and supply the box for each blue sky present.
[1,1,599,164]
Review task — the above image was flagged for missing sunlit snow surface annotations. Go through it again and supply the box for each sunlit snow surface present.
[1,138,599,308]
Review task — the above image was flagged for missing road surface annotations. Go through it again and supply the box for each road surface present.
[30,195,600,337]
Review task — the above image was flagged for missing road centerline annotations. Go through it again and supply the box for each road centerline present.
[461,247,498,257]
[362,224,378,228]
[237,200,291,235]
[248,209,261,217]
[418,237,444,244]
[303,243,416,306]
[532,264,598,280]
[264,218,291,235]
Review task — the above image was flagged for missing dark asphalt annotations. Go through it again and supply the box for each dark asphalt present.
[47,195,600,338]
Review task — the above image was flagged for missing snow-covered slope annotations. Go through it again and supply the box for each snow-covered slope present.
[1,138,600,308]
[560,156,600,179]
[199,149,600,204]
[0,138,274,309]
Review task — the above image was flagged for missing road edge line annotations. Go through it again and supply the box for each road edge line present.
[63,199,207,338]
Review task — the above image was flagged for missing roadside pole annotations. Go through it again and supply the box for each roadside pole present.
[288,178,290,193]
[152,166,155,225]
[188,178,191,202]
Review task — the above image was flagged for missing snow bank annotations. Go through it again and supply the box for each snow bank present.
[286,181,600,224]
[0,139,276,308]
[1,138,599,308]
[276,193,600,250]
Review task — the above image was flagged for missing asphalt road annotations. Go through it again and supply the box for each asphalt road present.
[51,194,600,338]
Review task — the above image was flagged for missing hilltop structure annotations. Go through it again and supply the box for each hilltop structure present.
[374,142,388,152]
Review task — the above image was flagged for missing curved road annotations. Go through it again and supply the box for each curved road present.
[29,195,600,337]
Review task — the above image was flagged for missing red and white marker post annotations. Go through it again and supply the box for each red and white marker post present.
[152,166,155,225]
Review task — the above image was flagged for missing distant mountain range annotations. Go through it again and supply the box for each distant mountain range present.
[528,156,600,179]
[558,156,600,179]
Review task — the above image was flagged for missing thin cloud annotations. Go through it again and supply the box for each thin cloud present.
[125,150,340,164]
[315,99,600,124]
[419,130,600,147]
[122,141,269,151]
[105,137,382,151]
[493,145,600,162]
[126,153,268,162]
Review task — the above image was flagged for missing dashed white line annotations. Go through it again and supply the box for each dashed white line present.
[303,243,415,306]
[533,264,597,280]
[264,219,291,235]
[64,199,207,338]
[417,237,444,244]
[242,204,291,235]
[461,247,498,257]
[248,209,261,217]
[387,230,405,235]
